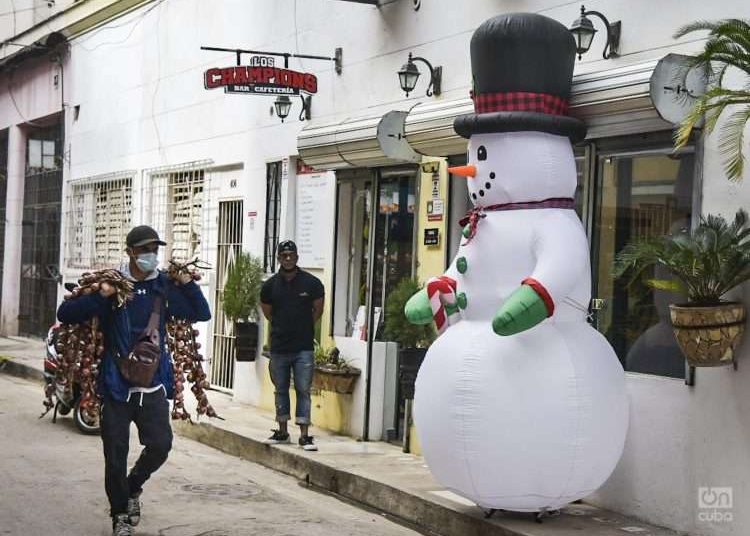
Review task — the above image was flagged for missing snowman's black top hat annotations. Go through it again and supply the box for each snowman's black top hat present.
[454,13,587,142]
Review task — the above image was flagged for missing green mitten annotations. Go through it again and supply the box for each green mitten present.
[404,288,434,325]
[492,285,548,336]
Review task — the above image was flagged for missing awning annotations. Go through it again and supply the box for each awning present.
[298,59,670,168]
[297,109,420,170]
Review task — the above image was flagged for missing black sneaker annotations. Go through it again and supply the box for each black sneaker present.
[264,429,290,444]
[299,435,318,451]
[112,514,133,536]
[127,491,141,526]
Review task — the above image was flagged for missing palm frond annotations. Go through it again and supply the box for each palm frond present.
[674,18,750,181]
[717,105,750,181]
[674,20,726,39]
[614,210,750,303]
[673,89,743,147]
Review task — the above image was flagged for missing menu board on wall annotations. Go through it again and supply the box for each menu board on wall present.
[295,172,332,269]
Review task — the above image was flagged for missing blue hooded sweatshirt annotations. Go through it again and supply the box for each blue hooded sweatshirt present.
[56,268,211,402]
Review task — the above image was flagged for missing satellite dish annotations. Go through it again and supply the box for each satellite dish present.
[377,110,420,163]
[650,53,708,126]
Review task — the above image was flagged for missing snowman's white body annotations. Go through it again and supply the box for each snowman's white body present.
[413,132,628,512]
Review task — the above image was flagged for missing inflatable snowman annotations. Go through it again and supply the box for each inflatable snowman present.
[405,13,628,514]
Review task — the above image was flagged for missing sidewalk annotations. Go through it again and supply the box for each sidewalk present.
[0,336,680,536]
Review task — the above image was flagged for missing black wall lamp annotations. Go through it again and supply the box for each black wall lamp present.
[398,52,442,97]
[274,94,312,122]
[569,5,621,60]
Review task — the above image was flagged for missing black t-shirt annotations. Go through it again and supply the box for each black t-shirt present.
[260,269,324,353]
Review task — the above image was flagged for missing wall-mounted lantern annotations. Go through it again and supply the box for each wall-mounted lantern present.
[398,52,442,97]
[569,5,621,60]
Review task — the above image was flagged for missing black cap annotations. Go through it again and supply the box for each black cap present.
[126,225,167,248]
[453,13,586,142]
[277,240,297,254]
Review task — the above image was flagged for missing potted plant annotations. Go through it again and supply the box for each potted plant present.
[673,19,750,182]
[384,278,436,399]
[614,209,750,367]
[221,252,264,362]
[312,343,361,394]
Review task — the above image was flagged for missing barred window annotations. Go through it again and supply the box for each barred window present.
[264,161,282,273]
[66,173,133,269]
[146,162,211,264]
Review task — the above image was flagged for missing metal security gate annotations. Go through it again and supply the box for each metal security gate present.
[19,166,63,337]
[211,200,243,390]
[19,125,63,337]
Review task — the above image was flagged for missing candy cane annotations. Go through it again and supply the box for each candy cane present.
[426,276,458,334]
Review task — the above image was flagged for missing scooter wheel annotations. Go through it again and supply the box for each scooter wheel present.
[56,400,72,416]
[74,399,100,435]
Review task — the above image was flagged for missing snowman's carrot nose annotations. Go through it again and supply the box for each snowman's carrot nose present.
[448,165,476,178]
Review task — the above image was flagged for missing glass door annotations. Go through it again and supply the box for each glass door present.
[590,145,695,379]
[332,167,417,441]
[372,169,417,441]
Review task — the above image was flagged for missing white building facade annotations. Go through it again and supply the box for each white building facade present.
[1,1,749,534]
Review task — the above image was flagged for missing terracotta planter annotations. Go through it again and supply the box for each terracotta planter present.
[312,366,361,394]
[669,302,746,367]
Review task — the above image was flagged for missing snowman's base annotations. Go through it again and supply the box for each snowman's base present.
[482,507,561,523]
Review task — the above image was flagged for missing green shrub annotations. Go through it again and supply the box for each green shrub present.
[313,342,357,372]
[614,209,750,305]
[383,277,435,348]
[221,252,264,322]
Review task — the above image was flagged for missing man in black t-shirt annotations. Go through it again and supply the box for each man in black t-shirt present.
[260,240,324,451]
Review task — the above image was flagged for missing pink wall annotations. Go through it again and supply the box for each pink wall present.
[0,54,63,129]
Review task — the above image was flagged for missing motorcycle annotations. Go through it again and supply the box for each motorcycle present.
[42,283,101,435]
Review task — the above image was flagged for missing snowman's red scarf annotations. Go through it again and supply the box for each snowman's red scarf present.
[459,197,575,244]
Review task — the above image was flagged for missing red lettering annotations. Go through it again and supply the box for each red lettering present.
[233,67,249,85]
[291,71,304,90]
[277,69,292,86]
[249,67,263,83]
[303,74,318,94]
[204,68,222,89]
[220,68,236,86]
[261,68,274,83]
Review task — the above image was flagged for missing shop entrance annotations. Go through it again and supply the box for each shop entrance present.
[332,166,418,441]
[19,124,63,338]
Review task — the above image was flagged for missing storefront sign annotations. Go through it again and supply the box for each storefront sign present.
[296,172,333,269]
[424,228,440,246]
[427,198,444,221]
[204,56,318,96]
[431,173,442,199]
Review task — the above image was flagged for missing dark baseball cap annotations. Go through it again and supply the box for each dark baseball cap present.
[126,225,167,248]
[277,240,297,254]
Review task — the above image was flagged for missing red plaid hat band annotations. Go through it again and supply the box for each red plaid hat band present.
[471,91,570,116]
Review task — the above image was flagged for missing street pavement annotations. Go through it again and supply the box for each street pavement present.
[0,374,422,536]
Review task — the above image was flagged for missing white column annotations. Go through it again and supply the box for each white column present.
[1,125,26,336]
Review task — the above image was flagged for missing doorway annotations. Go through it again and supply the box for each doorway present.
[332,166,418,440]
[19,124,63,338]
[211,199,244,391]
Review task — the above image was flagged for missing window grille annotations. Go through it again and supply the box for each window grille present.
[264,161,282,272]
[145,161,214,264]
[65,172,134,269]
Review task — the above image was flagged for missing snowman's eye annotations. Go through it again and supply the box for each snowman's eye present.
[477,146,487,161]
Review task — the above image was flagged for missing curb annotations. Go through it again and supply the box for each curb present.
[174,421,526,536]
[0,358,45,384]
